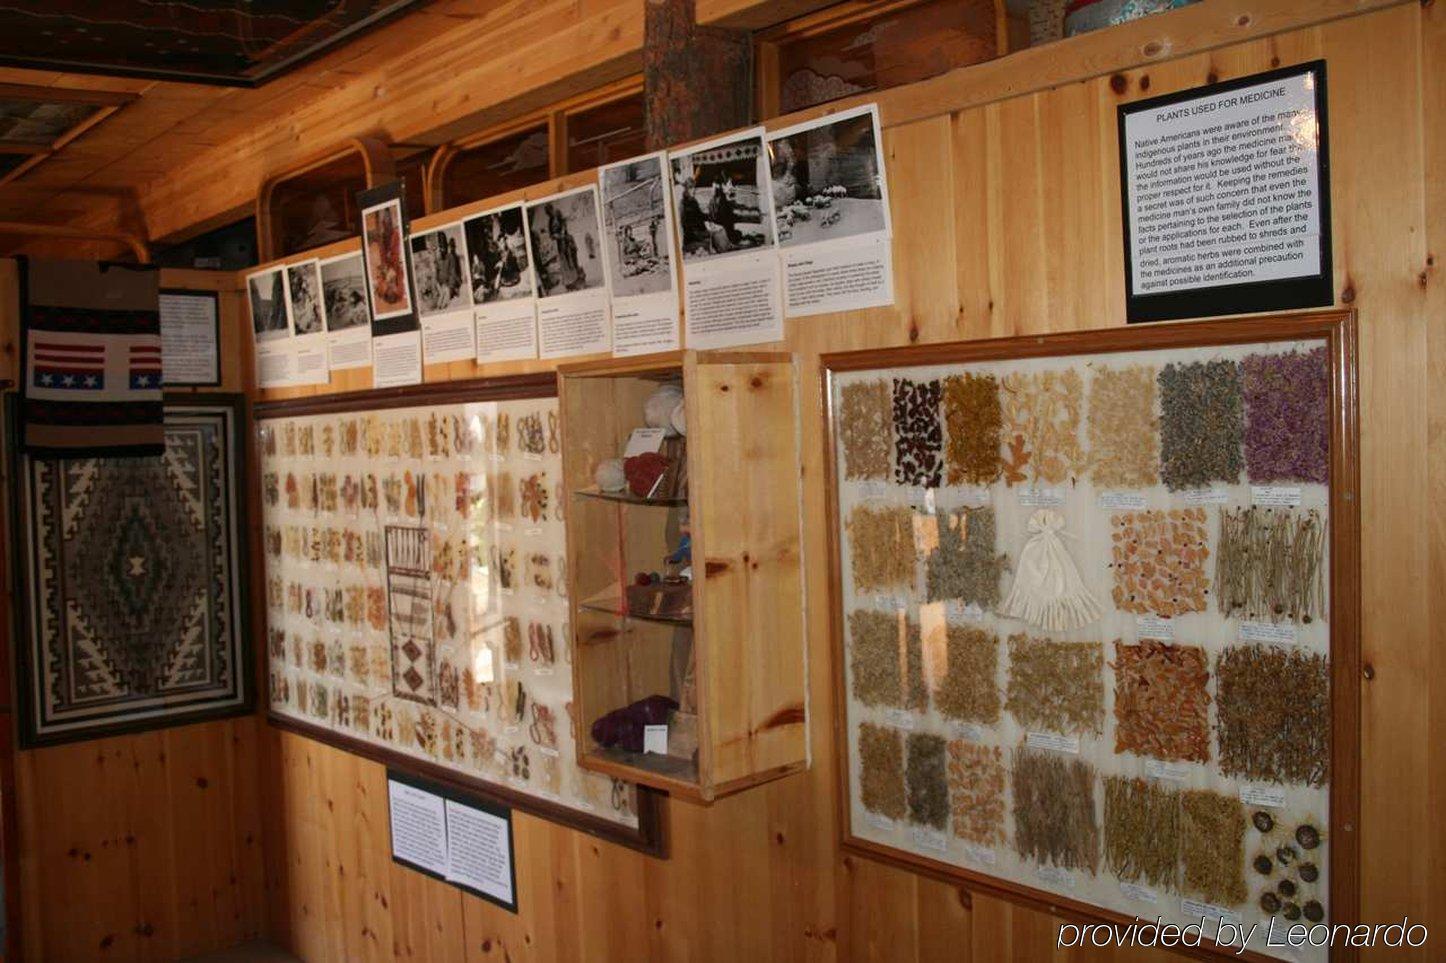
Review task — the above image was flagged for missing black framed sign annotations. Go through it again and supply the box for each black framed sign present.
[1118,61,1332,323]
[387,767,519,912]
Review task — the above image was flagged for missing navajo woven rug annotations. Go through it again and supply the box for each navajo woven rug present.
[14,397,251,745]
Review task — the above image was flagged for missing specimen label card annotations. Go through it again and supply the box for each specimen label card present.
[765,104,895,318]
[1118,61,1332,322]
[158,290,219,386]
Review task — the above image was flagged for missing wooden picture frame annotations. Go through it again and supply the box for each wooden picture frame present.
[254,373,666,857]
[820,311,1359,961]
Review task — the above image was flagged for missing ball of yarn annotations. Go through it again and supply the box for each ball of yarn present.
[669,399,687,437]
[645,384,684,436]
[594,458,626,492]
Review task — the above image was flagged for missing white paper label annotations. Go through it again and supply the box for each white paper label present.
[865,812,896,832]
[643,724,668,755]
[624,427,667,458]
[923,488,937,515]
[444,799,514,905]
[1240,621,1299,644]
[960,602,986,621]
[963,843,998,866]
[1036,865,1076,889]
[1121,882,1159,904]
[1099,491,1148,510]
[1181,899,1242,928]
[1145,759,1190,782]
[1240,784,1287,808]
[910,827,950,854]
[883,709,918,731]
[957,486,991,508]
[1180,487,1230,506]
[1026,731,1080,754]
[1136,614,1176,640]
[951,722,985,743]
[1018,488,1064,507]
[1252,485,1303,507]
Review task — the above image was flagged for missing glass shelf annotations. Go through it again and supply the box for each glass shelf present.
[573,486,688,508]
[579,590,693,628]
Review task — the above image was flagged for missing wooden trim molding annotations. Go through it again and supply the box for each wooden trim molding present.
[0,222,149,263]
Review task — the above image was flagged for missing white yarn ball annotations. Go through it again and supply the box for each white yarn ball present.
[644,384,684,436]
[669,399,687,437]
[594,459,626,492]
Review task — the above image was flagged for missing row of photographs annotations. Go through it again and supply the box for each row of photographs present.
[246,104,893,370]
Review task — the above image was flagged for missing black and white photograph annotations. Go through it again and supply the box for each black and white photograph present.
[600,153,676,298]
[319,253,369,331]
[409,222,471,317]
[285,259,325,335]
[767,105,890,248]
[670,131,775,263]
[462,206,533,304]
[247,266,290,342]
[525,186,605,298]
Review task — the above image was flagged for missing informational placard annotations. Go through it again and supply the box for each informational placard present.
[599,151,681,357]
[1118,61,1332,323]
[158,289,220,386]
[245,265,296,388]
[525,185,612,359]
[358,180,422,387]
[387,770,518,913]
[463,203,540,362]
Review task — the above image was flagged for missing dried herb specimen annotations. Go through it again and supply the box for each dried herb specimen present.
[1159,360,1243,490]
[858,723,906,819]
[839,380,892,481]
[934,625,1001,724]
[1005,635,1104,735]
[1012,747,1099,872]
[924,507,1007,608]
[847,505,915,593]
[1112,640,1211,762]
[1180,789,1247,906]
[1215,507,1326,624]
[942,372,1003,486]
[1000,369,1085,486]
[1109,509,1211,617]
[1104,777,1180,890]
[848,609,928,711]
[892,378,944,488]
[1216,644,1330,786]
[906,733,949,830]
[947,741,1005,846]
[1088,365,1160,488]
[1242,347,1329,484]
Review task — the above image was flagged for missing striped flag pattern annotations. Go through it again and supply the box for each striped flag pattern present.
[32,340,106,391]
[129,343,163,389]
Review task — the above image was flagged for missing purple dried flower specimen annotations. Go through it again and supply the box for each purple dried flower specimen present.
[892,377,944,488]
[1158,360,1243,490]
[1242,347,1329,484]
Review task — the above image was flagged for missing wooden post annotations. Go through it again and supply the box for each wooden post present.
[644,0,753,151]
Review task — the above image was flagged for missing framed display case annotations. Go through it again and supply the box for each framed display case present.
[560,351,807,802]
[823,313,1359,961]
[257,373,663,855]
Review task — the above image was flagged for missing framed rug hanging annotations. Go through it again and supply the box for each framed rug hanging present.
[256,374,664,856]
[11,394,252,747]
[822,312,1359,961]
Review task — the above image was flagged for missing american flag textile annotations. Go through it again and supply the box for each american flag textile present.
[21,258,164,456]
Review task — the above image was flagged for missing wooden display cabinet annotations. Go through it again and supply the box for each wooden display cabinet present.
[559,351,807,802]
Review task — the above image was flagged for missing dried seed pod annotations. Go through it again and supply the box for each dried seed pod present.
[1260,892,1282,914]
[1252,811,1275,833]
[1298,862,1319,883]
[1278,878,1297,898]
[892,378,944,488]
[1295,824,1321,850]
[1276,844,1297,866]
[1282,902,1302,921]
[1303,900,1325,923]
[1253,855,1274,875]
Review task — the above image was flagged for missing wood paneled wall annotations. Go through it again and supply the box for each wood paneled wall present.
[3,1,1444,960]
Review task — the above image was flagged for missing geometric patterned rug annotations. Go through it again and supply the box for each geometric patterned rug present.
[14,395,251,745]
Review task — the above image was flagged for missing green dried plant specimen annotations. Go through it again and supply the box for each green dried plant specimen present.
[839,379,892,480]
[848,609,928,711]
[1012,747,1099,872]
[1216,507,1327,625]
[1088,365,1160,488]
[948,741,1005,846]
[1158,359,1243,490]
[1181,789,1248,906]
[1104,777,1180,891]
[1005,635,1104,735]
[858,723,906,819]
[848,505,915,593]
[943,372,1003,486]
[1109,509,1211,617]
[1112,639,1211,763]
[1000,369,1085,486]
[934,625,1001,724]
[1216,644,1330,787]
[924,507,1008,608]
[906,733,949,830]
